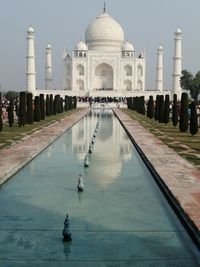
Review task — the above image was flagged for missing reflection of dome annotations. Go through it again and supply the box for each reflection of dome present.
[85,12,124,51]
[75,41,88,51]
[122,41,134,51]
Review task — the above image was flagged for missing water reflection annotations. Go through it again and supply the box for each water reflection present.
[71,109,133,187]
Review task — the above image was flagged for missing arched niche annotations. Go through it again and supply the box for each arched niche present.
[124,65,132,76]
[95,63,113,90]
[77,64,84,75]
[124,79,132,91]
[77,79,84,90]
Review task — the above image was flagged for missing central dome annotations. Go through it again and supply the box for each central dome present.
[85,12,125,51]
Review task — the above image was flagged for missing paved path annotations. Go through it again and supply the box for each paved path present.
[114,108,200,235]
[0,108,89,186]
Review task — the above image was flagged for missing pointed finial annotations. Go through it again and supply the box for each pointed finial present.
[103,1,106,13]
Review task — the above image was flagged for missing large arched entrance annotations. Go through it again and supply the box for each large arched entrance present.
[94,63,113,91]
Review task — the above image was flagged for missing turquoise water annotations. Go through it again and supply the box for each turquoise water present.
[0,109,199,266]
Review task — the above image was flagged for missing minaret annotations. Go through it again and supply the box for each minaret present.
[45,44,53,90]
[156,44,163,91]
[172,27,182,97]
[26,26,36,95]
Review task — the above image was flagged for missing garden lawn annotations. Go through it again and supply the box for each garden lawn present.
[123,109,200,168]
[0,109,78,151]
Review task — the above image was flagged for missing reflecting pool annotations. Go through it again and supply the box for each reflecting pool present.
[0,109,200,266]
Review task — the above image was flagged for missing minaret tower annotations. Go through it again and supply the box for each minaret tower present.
[26,26,36,95]
[156,44,163,91]
[172,27,182,97]
[45,44,53,90]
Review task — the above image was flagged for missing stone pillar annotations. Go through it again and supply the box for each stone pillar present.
[172,27,182,98]
[26,26,36,95]
[45,44,53,90]
[156,44,163,91]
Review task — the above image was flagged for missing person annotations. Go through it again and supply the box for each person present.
[77,174,84,192]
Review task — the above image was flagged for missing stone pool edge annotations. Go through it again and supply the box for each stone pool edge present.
[0,108,90,187]
[113,108,200,250]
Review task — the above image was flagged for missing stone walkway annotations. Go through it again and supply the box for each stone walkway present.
[113,108,200,236]
[0,108,89,186]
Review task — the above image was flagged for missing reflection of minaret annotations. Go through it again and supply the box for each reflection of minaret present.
[26,26,36,96]
[172,27,182,98]
[156,44,163,91]
[45,44,53,90]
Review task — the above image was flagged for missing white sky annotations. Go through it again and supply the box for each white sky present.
[0,0,199,91]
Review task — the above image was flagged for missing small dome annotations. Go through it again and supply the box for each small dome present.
[75,41,88,51]
[27,26,34,33]
[46,44,51,49]
[85,12,124,51]
[175,27,182,34]
[122,41,134,51]
[158,44,163,50]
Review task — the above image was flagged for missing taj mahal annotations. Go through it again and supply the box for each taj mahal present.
[26,5,183,100]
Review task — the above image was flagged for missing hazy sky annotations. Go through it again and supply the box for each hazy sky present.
[0,0,199,91]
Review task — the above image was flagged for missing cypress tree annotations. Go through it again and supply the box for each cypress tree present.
[69,96,73,110]
[158,95,164,123]
[53,95,57,115]
[60,97,64,113]
[64,95,68,111]
[7,98,14,127]
[155,95,159,121]
[140,96,145,115]
[18,91,26,127]
[49,94,53,115]
[148,95,154,119]
[190,101,198,136]
[26,93,33,124]
[172,94,178,127]
[57,95,61,113]
[73,96,77,109]
[164,94,170,124]
[46,94,50,116]
[34,96,41,122]
[135,96,139,113]
[40,94,45,120]
[179,92,189,132]
[0,92,3,132]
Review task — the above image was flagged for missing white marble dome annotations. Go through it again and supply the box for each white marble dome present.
[122,41,134,51]
[75,41,88,51]
[85,12,124,51]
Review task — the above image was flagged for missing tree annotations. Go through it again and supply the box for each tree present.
[180,70,200,102]
[147,95,154,119]
[46,94,50,116]
[4,91,18,100]
[49,94,53,115]
[7,98,14,127]
[26,93,33,124]
[158,95,164,123]
[34,96,41,122]
[164,94,170,124]
[18,92,26,127]
[73,96,77,109]
[40,94,45,120]
[190,101,198,136]
[154,95,159,121]
[0,92,3,132]
[64,95,69,111]
[179,92,189,132]
[139,96,145,115]
[172,94,178,127]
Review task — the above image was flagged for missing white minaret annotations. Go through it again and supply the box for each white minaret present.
[156,44,163,91]
[45,44,53,90]
[172,27,182,97]
[26,26,36,95]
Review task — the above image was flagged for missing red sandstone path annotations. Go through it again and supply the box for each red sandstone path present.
[0,107,200,233]
[114,108,200,233]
